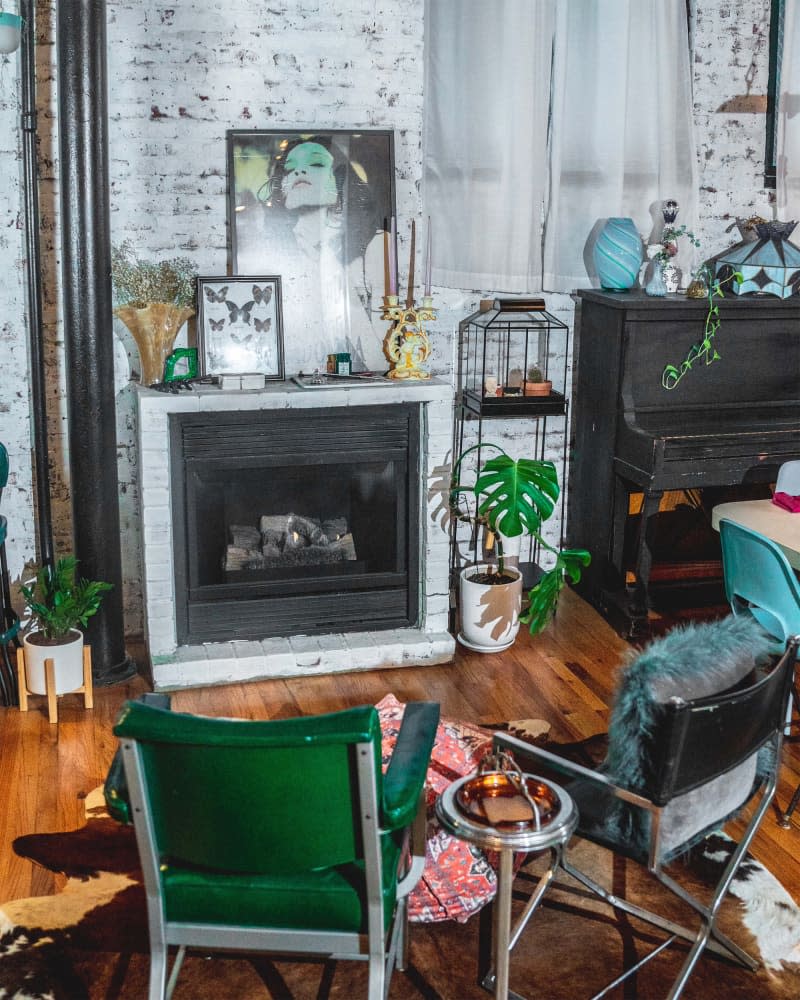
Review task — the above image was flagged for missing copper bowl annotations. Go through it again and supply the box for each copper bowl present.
[456,771,560,830]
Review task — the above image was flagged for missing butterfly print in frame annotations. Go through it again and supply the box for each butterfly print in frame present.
[196,274,284,380]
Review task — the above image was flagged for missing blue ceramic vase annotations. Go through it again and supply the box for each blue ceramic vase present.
[593,217,643,291]
[645,259,668,297]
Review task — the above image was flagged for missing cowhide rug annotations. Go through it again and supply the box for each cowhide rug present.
[3,728,800,998]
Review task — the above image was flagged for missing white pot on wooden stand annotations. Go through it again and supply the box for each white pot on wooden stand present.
[458,563,523,653]
[17,630,94,724]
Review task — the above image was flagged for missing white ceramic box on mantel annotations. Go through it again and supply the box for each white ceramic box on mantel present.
[136,380,455,690]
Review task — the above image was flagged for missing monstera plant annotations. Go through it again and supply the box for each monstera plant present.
[450,444,590,648]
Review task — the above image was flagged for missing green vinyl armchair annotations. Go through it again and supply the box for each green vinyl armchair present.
[113,698,440,1000]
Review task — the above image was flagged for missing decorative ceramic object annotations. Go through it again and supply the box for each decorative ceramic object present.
[382,300,433,380]
[662,262,681,293]
[593,218,643,291]
[114,303,195,384]
[523,363,551,395]
[459,563,522,651]
[645,260,668,297]
[524,379,552,396]
[22,629,84,696]
[0,12,22,53]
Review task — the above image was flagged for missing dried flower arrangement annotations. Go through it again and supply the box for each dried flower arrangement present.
[111,241,196,308]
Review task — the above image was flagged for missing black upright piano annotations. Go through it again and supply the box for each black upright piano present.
[568,289,800,635]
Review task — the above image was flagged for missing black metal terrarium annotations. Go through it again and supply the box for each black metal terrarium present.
[457,298,569,418]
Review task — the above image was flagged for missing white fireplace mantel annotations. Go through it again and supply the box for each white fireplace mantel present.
[136,379,456,690]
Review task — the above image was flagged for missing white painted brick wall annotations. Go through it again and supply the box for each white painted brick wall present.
[0,0,776,646]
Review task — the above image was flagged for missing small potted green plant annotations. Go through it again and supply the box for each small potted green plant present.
[450,445,590,650]
[523,363,552,396]
[111,241,197,385]
[20,556,112,696]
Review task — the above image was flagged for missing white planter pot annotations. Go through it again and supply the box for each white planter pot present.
[458,563,523,652]
[22,629,84,696]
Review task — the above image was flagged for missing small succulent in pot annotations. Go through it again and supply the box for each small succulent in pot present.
[524,363,552,396]
[20,556,113,645]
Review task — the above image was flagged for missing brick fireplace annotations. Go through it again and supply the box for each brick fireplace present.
[136,381,455,689]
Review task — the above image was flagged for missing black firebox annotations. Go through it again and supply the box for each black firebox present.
[170,404,421,644]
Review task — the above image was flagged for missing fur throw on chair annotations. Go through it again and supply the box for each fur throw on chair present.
[600,615,772,859]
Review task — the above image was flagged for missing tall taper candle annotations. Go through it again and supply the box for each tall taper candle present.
[389,216,397,295]
[424,217,432,296]
[383,227,390,298]
[406,219,416,308]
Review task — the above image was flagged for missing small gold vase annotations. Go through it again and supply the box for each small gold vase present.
[114,302,195,384]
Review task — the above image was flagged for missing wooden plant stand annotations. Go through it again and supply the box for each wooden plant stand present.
[16,645,94,724]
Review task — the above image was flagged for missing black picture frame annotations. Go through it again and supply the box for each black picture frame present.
[227,128,395,375]
[196,275,284,379]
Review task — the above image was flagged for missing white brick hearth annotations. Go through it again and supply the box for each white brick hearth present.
[137,380,455,690]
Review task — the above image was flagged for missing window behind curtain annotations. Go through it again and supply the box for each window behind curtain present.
[423,0,556,293]
[424,0,698,295]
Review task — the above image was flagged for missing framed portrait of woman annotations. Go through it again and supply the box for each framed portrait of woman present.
[227,129,395,377]
[196,275,284,379]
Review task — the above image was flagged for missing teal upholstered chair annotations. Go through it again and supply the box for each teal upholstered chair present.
[719,517,800,823]
[493,618,798,1000]
[720,518,800,652]
[114,699,439,1000]
[0,442,20,706]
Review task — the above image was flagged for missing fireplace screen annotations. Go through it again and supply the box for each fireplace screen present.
[170,404,420,643]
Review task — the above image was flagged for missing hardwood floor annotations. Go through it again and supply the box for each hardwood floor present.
[1,587,799,905]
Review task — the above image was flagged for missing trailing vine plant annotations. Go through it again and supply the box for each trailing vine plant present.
[661,268,744,390]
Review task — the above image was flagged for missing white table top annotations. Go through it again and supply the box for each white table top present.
[712,500,800,570]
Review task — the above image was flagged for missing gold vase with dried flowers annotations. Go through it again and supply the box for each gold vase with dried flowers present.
[112,242,197,384]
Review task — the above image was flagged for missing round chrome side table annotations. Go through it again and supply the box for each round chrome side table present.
[436,772,578,1000]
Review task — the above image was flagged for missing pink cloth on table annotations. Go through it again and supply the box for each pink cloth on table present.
[772,492,800,513]
[376,693,495,923]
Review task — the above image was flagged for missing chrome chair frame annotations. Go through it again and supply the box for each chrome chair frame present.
[117,701,438,1000]
[492,637,799,1000]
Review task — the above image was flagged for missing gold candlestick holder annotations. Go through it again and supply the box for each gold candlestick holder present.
[382,295,435,380]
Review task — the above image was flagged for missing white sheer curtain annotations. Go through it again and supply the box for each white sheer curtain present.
[776,0,800,219]
[424,0,556,293]
[424,0,698,294]
[543,0,698,292]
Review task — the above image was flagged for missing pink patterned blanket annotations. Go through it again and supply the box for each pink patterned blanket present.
[376,694,496,923]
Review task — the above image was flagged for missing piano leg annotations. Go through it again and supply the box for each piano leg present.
[631,489,664,620]
[611,476,630,580]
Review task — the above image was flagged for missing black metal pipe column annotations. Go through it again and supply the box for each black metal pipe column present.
[57,1,134,683]
[19,0,53,570]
